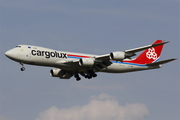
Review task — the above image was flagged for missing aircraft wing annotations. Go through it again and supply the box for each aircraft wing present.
[95,54,110,61]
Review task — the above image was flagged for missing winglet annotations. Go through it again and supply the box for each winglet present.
[151,41,169,47]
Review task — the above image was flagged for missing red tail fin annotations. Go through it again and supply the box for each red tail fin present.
[132,40,164,64]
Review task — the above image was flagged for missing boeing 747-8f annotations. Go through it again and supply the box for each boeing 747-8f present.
[5,40,177,81]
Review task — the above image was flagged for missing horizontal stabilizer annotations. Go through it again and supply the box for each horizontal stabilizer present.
[146,58,177,66]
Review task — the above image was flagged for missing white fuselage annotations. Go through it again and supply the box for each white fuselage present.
[5,45,160,73]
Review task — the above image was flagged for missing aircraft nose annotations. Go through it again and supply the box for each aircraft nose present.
[5,50,10,56]
[5,50,14,58]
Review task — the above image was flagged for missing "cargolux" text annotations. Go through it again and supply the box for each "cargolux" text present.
[31,50,67,59]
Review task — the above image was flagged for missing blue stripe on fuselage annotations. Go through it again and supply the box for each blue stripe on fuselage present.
[68,56,82,59]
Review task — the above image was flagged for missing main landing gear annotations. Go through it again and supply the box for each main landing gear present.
[74,74,81,81]
[74,70,97,81]
[20,63,25,71]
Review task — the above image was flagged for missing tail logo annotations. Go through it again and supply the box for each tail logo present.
[146,48,157,60]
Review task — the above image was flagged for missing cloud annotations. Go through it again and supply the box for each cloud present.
[90,93,116,100]
[36,93,149,120]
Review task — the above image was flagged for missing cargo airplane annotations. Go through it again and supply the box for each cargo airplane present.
[5,40,177,81]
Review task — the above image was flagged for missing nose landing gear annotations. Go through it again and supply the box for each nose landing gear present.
[21,67,25,71]
[20,63,25,71]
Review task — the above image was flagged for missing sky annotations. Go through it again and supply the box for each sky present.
[0,0,180,120]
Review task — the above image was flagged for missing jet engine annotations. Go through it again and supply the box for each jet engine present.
[50,68,72,79]
[79,58,95,66]
[110,51,125,61]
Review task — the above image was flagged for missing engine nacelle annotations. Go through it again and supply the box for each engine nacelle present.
[50,68,72,79]
[79,58,95,66]
[110,51,125,61]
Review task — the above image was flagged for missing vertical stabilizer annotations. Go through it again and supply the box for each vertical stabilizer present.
[131,40,165,64]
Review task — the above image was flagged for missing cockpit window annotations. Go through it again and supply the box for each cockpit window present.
[16,46,21,48]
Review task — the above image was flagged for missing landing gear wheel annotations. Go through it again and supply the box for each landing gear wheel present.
[87,75,92,79]
[92,73,97,77]
[20,62,25,71]
[76,77,81,81]
[74,74,81,81]
[85,75,89,78]
[88,70,97,78]
[21,67,25,71]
